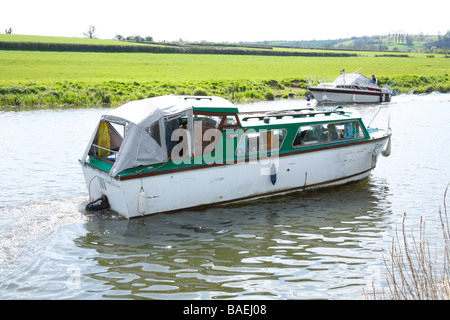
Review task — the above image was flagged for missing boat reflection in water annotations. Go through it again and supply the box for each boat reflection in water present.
[76,178,393,299]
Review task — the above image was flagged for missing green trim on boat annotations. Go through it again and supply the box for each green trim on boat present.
[87,157,113,172]
[193,106,239,114]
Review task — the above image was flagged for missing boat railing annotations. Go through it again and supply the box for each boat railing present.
[91,144,118,161]
[241,108,346,121]
[306,76,334,86]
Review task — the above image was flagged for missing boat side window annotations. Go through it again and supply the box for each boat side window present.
[146,121,161,147]
[342,121,364,139]
[236,128,287,156]
[162,112,193,159]
[293,120,364,147]
[146,116,186,151]
[164,118,181,153]
[193,114,223,153]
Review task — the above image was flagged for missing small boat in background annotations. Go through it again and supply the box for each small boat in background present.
[307,68,393,104]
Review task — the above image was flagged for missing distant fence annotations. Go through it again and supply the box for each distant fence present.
[0,41,357,57]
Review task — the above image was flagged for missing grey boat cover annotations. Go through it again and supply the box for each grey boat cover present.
[83,95,234,176]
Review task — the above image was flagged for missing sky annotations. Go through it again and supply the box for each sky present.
[1,0,448,42]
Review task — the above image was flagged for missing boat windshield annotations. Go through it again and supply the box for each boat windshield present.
[334,73,373,86]
[193,115,222,128]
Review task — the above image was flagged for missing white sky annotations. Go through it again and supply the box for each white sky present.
[1,0,448,42]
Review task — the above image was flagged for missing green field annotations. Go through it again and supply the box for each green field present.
[1,35,449,107]
[0,34,151,46]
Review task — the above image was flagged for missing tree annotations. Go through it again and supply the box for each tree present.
[406,34,413,46]
[133,35,143,42]
[425,30,450,50]
[83,25,97,39]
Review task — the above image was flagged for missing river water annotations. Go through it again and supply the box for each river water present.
[0,94,449,300]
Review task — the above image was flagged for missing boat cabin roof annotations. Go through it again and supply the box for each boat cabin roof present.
[239,107,362,128]
[104,95,238,127]
[188,96,239,114]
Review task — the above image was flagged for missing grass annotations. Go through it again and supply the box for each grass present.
[0,35,449,106]
[365,185,450,300]
[2,50,448,82]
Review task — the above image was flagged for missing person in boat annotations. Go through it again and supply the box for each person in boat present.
[327,124,339,141]
[370,75,377,84]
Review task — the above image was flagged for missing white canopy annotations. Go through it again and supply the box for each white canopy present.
[105,96,189,127]
[106,96,192,176]
[83,95,236,177]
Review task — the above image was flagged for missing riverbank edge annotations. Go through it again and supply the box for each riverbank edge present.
[1,74,449,108]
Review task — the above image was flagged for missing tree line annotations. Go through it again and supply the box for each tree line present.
[249,32,450,53]
[0,40,357,57]
[114,34,153,43]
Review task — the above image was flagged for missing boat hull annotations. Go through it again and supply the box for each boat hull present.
[81,135,390,218]
[308,87,391,103]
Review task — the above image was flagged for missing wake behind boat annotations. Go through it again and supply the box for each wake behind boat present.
[80,95,392,218]
[307,69,393,104]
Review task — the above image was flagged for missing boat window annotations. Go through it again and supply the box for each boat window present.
[146,121,161,147]
[163,112,193,160]
[342,121,364,139]
[223,115,239,127]
[193,114,223,154]
[164,118,181,153]
[193,115,222,129]
[293,120,364,147]
[236,128,287,156]
[109,122,126,139]
[89,120,124,161]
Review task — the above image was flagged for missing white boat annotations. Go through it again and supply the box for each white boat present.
[80,95,392,218]
[307,69,393,103]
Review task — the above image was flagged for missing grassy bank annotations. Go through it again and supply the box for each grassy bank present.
[0,79,294,106]
[1,74,449,107]
[1,43,449,107]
